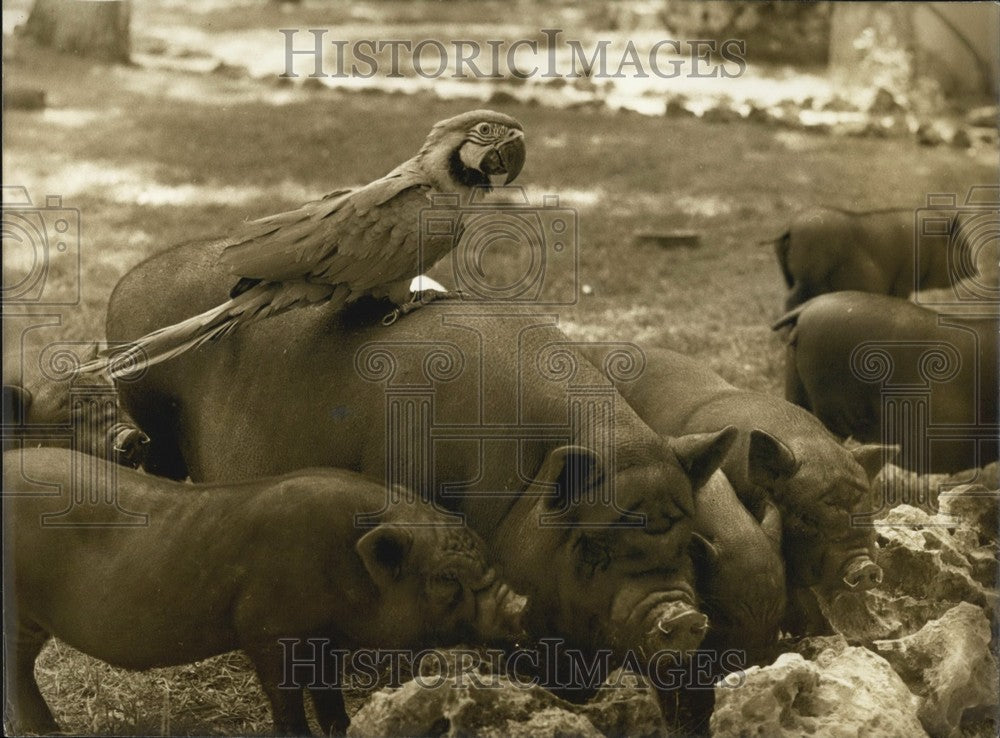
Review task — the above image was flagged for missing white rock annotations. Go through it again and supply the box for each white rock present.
[711,646,926,737]
[873,602,999,737]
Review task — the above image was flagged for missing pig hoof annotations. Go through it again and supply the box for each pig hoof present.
[842,560,883,591]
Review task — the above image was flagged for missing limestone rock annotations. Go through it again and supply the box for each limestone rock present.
[822,95,856,112]
[869,87,905,115]
[507,708,601,737]
[815,590,901,641]
[872,463,946,516]
[875,505,994,607]
[833,590,966,641]
[664,98,696,118]
[950,127,972,149]
[700,106,740,124]
[580,669,667,737]
[937,484,999,545]
[744,104,771,124]
[808,497,997,643]
[790,634,849,660]
[711,647,926,737]
[967,462,998,491]
[966,105,998,128]
[916,122,945,146]
[873,602,999,737]
[347,662,665,738]
[211,61,248,78]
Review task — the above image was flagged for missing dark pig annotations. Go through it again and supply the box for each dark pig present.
[105,237,737,671]
[577,344,890,630]
[769,206,976,310]
[775,291,998,473]
[676,473,785,732]
[690,471,785,666]
[3,448,525,736]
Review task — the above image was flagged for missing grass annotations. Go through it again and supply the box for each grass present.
[3,9,997,734]
[8,45,992,391]
[34,645,271,736]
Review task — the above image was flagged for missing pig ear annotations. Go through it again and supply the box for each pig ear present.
[671,426,738,492]
[689,531,720,570]
[850,444,898,481]
[356,525,414,588]
[747,429,799,488]
[758,500,783,551]
[2,385,33,425]
[530,445,601,509]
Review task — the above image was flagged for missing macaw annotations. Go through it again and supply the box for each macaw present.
[82,109,525,378]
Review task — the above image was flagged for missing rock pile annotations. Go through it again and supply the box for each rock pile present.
[712,475,998,738]
[347,664,667,738]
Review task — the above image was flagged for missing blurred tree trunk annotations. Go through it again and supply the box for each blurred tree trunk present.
[24,0,130,63]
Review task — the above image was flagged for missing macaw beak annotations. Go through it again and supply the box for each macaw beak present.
[479,131,526,184]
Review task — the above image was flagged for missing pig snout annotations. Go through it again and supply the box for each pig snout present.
[651,600,709,654]
[841,555,883,591]
[474,579,528,646]
[109,423,151,469]
[613,586,709,657]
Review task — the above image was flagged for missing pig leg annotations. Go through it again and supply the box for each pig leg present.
[244,643,311,737]
[783,342,811,410]
[5,622,58,734]
[308,687,349,736]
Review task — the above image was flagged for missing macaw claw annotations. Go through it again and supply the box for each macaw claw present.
[381,289,464,325]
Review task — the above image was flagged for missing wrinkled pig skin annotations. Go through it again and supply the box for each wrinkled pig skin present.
[776,291,998,474]
[106,237,737,673]
[3,448,524,736]
[577,344,890,633]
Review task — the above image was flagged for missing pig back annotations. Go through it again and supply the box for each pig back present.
[107,239,665,527]
[788,292,998,471]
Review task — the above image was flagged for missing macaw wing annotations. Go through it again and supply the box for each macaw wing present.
[218,163,429,284]
[310,186,445,291]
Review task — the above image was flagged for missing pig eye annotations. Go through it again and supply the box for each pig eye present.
[429,574,464,609]
[576,536,611,578]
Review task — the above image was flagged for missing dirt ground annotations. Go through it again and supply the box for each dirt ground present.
[3,6,997,734]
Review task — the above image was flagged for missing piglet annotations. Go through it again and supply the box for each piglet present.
[3,448,526,736]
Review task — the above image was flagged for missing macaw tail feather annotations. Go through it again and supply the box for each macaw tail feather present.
[78,281,341,379]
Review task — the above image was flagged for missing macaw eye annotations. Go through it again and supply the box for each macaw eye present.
[476,122,492,135]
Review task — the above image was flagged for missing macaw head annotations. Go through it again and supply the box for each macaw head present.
[417,109,525,192]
